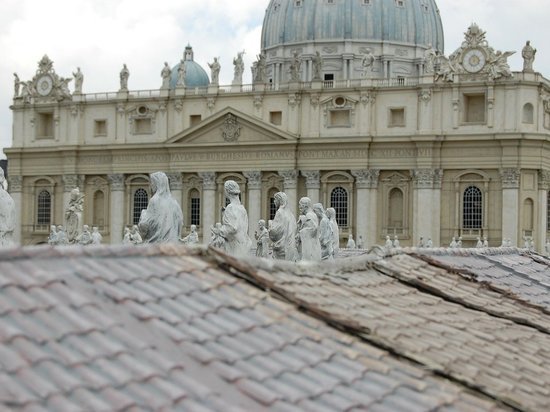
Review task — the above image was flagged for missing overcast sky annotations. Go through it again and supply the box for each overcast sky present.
[1,0,549,159]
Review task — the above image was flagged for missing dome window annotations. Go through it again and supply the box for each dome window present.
[395,0,405,7]
[295,0,303,7]
[362,0,373,5]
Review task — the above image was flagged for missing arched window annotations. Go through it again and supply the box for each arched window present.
[463,186,483,229]
[330,187,348,227]
[93,191,105,227]
[388,188,404,229]
[189,189,201,226]
[522,103,534,124]
[268,188,279,221]
[37,190,51,226]
[133,189,149,225]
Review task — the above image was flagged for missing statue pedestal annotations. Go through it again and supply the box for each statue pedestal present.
[289,81,301,90]
[175,87,186,97]
[117,90,129,99]
[208,85,219,94]
[311,80,323,90]
[72,94,83,102]
[231,84,242,93]
[159,89,170,98]
[419,74,434,84]
[360,79,373,87]
[254,83,265,92]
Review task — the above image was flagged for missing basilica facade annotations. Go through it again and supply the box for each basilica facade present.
[6,0,550,250]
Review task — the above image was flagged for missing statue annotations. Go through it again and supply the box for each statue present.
[522,41,536,73]
[423,44,438,74]
[434,55,456,82]
[269,192,298,262]
[119,64,130,91]
[289,51,302,82]
[0,169,15,247]
[138,172,183,244]
[48,225,58,245]
[457,236,463,248]
[176,59,186,87]
[487,51,515,81]
[91,227,102,245]
[233,51,245,84]
[313,203,333,261]
[208,57,221,85]
[346,234,356,249]
[209,222,225,249]
[357,235,364,249]
[476,237,483,248]
[312,51,323,80]
[426,238,433,248]
[296,197,321,261]
[483,236,489,248]
[212,180,252,256]
[161,62,171,89]
[361,49,375,77]
[255,219,269,258]
[77,225,93,246]
[418,237,425,248]
[181,224,199,245]
[130,225,142,245]
[65,187,84,243]
[326,208,339,258]
[57,77,72,99]
[56,226,69,245]
[385,235,393,249]
[13,73,20,98]
[393,235,400,249]
[73,67,83,94]
[450,237,458,248]
[122,227,131,244]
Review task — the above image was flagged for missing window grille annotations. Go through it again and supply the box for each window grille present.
[37,190,51,225]
[463,186,483,229]
[133,189,149,225]
[330,187,348,227]
[190,190,201,226]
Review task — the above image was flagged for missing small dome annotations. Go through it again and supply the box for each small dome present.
[262,0,444,52]
[170,45,210,89]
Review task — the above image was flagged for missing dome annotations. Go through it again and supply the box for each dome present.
[261,0,444,52]
[170,45,210,89]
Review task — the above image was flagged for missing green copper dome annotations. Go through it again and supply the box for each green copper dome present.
[261,0,444,52]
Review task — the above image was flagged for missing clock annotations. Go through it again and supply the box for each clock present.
[462,49,486,73]
[36,74,53,96]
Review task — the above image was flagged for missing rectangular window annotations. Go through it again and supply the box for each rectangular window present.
[37,113,54,139]
[94,120,107,137]
[464,94,486,123]
[295,0,302,6]
[395,0,405,7]
[191,198,201,226]
[270,111,282,126]
[389,108,405,127]
[134,118,152,134]
[362,0,372,5]
[329,110,351,127]
[190,115,202,127]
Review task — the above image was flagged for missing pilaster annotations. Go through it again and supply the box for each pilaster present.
[412,169,442,246]
[279,170,299,216]
[500,168,520,246]
[538,170,550,252]
[8,175,23,244]
[244,171,262,237]
[199,172,217,244]
[108,174,125,244]
[301,170,320,204]
[351,169,379,248]
[167,172,183,208]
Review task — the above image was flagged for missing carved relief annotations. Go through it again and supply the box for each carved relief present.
[166,173,183,191]
[418,90,432,103]
[352,169,380,189]
[206,97,216,111]
[500,168,520,189]
[301,171,320,190]
[244,171,262,190]
[253,95,263,110]
[278,170,299,189]
[323,46,337,54]
[541,93,550,114]
[107,174,125,191]
[538,170,550,190]
[175,99,184,113]
[412,169,439,189]
[62,174,79,192]
[288,93,301,108]
[221,114,241,142]
[199,172,217,190]
[7,176,23,192]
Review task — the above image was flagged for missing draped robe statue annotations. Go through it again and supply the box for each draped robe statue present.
[216,180,252,257]
[269,192,298,262]
[297,197,321,262]
[313,203,333,261]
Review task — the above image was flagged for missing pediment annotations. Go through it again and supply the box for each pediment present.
[166,107,296,145]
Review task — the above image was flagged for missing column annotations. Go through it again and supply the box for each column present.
[108,174,125,244]
[500,168,520,247]
[244,171,262,238]
[352,169,379,249]
[199,172,216,244]
[167,173,183,209]
[278,170,299,216]
[301,170,320,204]
[7,175,23,244]
[412,169,441,246]
[537,170,550,253]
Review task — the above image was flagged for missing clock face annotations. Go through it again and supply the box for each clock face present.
[463,49,486,73]
[36,75,53,96]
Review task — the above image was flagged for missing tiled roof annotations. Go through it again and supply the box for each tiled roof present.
[0,244,545,411]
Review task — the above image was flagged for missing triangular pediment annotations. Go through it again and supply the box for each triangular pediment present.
[166,107,297,145]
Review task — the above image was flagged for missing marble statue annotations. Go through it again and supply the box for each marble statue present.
[426,238,433,248]
[361,49,375,77]
[181,224,199,245]
[522,41,536,72]
[296,197,321,261]
[91,227,102,245]
[130,225,142,245]
[393,235,400,249]
[77,225,93,245]
[122,227,131,244]
[214,180,252,256]
[0,169,15,247]
[476,237,483,248]
[434,55,456,83]
[326,208,339,258]
[457,236,463,248]
[255,219,269,258]
[208,57,221,85]
[487,51,515,81]
[56,225,69,245]
[289,51,302,82]
[269,192,298,262]
[176,59,186,87]
[385,235,393,249]
[423,44,437,74]
[545,239,550,257]
[529,238,535,252]
[209,222,225,249]
[119,64,130,91]
[13,73,20,98]
[357,235,364,249]
[523,236,530,249]
[312,51,323,80]
[65,187,84,244]
[418,237,425,248]
[450,237,458,248]
[313,203,333,260]
[73,67,83,94]
[138,171,184,244]
[253,53,267,83]
[346,234,356,249]
[161,62,171,89]
[233,51,245,84]
[48,225,58,245]
[483,236,489,248]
